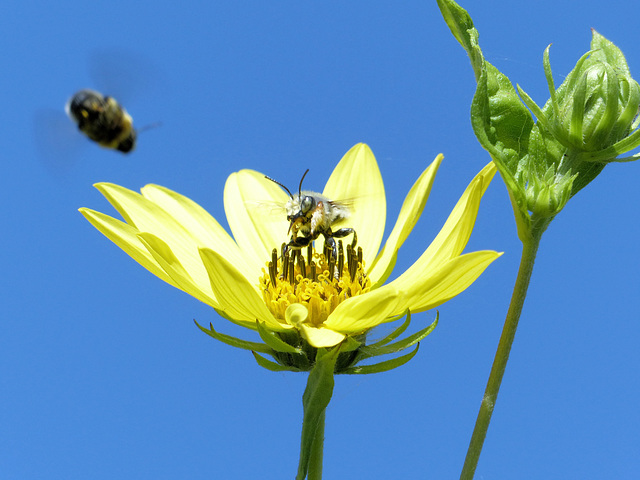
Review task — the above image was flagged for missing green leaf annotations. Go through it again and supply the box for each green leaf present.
[256,320,301,354]
[194,320,272,354]
[472,62,535,240]
[296,347,339,480]
[438,0,535,170]
[342,344,420,375]
[252,352,302,372]
[471,62,535,169]
[436,0,483,80]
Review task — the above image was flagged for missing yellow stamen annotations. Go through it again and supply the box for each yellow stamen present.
[260,243,371,328]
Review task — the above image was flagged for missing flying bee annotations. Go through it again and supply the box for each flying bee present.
[65,89,136,153]
[266,169,357,261]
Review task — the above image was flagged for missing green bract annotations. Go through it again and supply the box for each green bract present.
[438,0,640,240]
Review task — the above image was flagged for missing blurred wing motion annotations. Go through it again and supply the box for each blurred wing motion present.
[33,108,83,173]
[88,47,160,103]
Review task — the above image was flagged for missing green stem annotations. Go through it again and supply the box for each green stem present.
[307,409,325,480]
[296,347,338,480]
[460,224,545,480]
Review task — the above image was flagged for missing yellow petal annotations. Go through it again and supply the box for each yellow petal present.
[93,183,214,294]
[298,324,346,348]
[224,170,290,270]
[322,143,386,269]
[283,304,346,347]
[140,184,256,281]
[137,232,218,308]
[324,284,401,333]
[420,161,496,272]
[392,162,496,287]
[368,154,443,286]
[198,248,290,331]
[392,251,502,315]
[79,207,176,288]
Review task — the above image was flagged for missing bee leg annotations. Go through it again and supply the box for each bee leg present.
[324,235,338,262]
[332,228,356,247]
[285,235,313,257]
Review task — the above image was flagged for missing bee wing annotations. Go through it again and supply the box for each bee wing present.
[326,198,356,209]
[326,197,363,223]
[244,200,288,220]
[329,193,380,219]
[88,48,161,105]
[327,193,378,211]
[314,196,368,254]
[33,108,85,174]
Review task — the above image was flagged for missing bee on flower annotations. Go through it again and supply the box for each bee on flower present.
[265,169,357,264]
[79,143,500,365]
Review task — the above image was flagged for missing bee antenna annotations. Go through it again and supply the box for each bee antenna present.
[298,169,310,198]
[265,175,294,200]
[137,121,163,134]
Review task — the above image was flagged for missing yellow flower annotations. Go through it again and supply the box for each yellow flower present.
[79,143,500,351]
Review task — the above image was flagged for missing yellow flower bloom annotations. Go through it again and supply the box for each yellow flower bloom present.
[79,143,500,350]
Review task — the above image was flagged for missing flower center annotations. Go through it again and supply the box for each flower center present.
[259,241,371,327]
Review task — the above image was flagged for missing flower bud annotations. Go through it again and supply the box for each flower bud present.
[553,53,638,154]
[523,164,576,218]
[519,30,640,165]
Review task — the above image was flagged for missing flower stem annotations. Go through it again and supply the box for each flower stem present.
[307,409,325,480]
[460,223,545,479]
[296,347,338,480]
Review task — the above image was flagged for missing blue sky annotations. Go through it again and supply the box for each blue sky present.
[3,1,639,478]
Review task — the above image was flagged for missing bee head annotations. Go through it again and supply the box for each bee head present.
[265,168,313,229]
[65,89,103,125]
[286,195,316,234]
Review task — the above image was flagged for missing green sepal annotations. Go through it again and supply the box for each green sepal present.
[296,346,340,480]
[256,320,302,354]
[194,320,272,354]
[607,152,640,163]
[212,307,260,331]
[577,128,640,163]
[339,335,362,352]
[356,313,438,362]
[341,343,420,375]
[252,351,303,372]
[368,310,412,348]
[517,85,554,141]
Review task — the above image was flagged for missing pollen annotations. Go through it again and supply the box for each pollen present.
[260,242,371,327]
